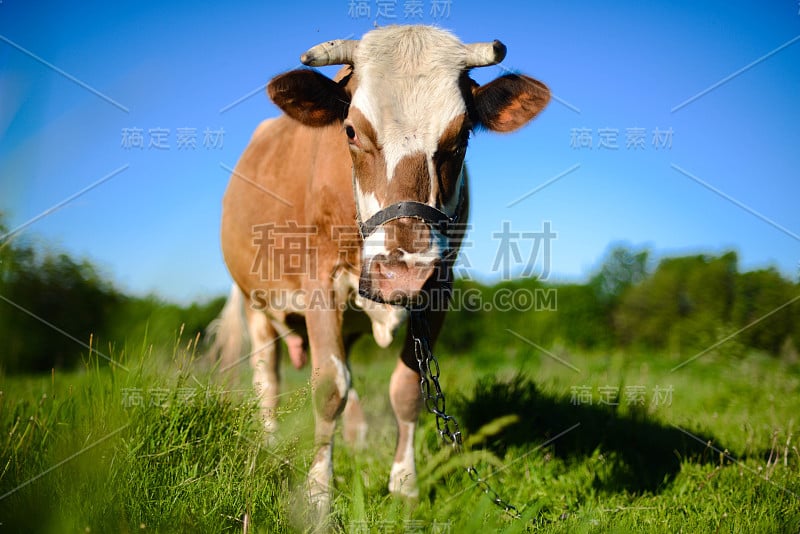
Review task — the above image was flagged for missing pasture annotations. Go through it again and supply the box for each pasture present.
[1,326,798,533]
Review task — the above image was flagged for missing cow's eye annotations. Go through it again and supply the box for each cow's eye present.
[344,123,366,151]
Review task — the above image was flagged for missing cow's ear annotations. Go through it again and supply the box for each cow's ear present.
[268,69,350,127]
[473,74,550,132]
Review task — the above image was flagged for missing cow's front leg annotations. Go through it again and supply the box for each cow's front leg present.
[388,359,421,498]
[305,304,348,516]
[388,310,445,498]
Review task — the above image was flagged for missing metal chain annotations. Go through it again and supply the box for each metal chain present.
[409,311,521,519]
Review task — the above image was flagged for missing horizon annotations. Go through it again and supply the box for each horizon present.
[3,222,792,306]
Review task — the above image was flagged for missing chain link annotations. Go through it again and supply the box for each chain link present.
[410,311,521,519]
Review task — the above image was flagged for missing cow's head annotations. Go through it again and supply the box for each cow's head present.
[268,26,550,306]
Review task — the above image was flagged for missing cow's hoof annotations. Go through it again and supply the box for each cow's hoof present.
[306,483,332,520]
[388,466,419,499]
[261,432,278,448]
[261,419,278,447]
[306,460,333,520]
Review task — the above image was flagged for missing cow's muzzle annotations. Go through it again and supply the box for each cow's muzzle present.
[358,254,442,308]
[360,252,440,306]
[357,201,457,307]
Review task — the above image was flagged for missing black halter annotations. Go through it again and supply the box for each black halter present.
[357,201,459,242]
[355,163,466,244]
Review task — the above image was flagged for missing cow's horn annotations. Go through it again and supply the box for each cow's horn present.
[300,39,359,67]
[465,40,507,68]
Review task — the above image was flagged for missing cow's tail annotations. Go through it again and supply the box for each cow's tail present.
[206,282,248,373]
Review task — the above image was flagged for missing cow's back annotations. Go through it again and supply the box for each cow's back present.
[221,115,356,301]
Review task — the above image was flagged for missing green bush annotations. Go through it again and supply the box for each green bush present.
[2,213,798,374]
[0,217,224,374]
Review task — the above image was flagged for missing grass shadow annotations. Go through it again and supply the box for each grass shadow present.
[454,373,738,495]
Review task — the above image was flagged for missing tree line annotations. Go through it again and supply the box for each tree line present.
[1,215,797,373]
[0,219,224,374]
[440,247,800,362]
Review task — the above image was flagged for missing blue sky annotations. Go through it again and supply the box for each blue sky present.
[1,0,799,303]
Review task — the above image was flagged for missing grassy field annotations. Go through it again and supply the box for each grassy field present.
[1,328,799,533]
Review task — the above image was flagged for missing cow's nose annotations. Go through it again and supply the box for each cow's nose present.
[366,252,439,306]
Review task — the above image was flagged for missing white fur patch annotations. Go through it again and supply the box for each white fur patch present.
[351,26,467,186]
[329,353,350,399]
[307,444,333,508]
[362,226,389,263]
[354,294,408,347]
[388,421,418,498]
[354,177,382,222]
[394,226,449,269]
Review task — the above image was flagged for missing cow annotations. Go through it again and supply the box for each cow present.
[210,25,549,515]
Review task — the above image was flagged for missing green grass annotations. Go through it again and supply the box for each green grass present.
[1,329,799,533]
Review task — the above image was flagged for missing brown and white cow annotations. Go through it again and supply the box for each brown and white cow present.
[212,25,549,514]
